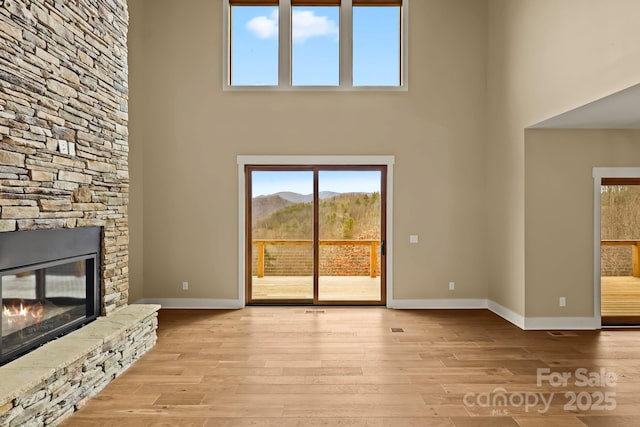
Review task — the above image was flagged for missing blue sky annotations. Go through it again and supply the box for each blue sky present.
[252,171,381,197]
[231,6,400,86]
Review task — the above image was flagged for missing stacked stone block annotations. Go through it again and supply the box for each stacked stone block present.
[0,0,129,314]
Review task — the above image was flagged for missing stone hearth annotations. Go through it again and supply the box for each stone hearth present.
[0,304,159,425]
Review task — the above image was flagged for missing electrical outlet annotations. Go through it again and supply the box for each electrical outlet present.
[449,282,455,291]
[182,281,189,291]
[559,297,566,307]
[409,235,419,244]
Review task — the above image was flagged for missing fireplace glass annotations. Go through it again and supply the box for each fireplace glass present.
[1,256,96,363]
[0,227,101,366]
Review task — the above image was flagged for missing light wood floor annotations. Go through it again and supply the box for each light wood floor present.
[64,308,640,426]
[601,276,640,321]
[251,276,381,301]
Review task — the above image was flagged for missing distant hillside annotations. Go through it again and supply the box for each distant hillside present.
[275,191,340,204]
[252,191,341,223]
[253,192,380,240]
[252,194,294,223]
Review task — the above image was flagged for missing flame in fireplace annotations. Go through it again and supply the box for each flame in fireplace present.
[2,301,44,326]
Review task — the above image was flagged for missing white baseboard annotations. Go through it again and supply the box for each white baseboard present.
[487,300,599,330]
[388,298,488,309]
[488,300,525,329]
[524,316,600,330]
[135,298,243,309]
[134,298,600,330]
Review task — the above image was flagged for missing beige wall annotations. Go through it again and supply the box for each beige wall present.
[525,129,640,317]
[128,0,145,303]
[127,0,489,301]
[487,0,640,316]
[129,0,640,318]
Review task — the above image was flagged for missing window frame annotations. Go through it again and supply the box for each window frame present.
[223,0,408,91]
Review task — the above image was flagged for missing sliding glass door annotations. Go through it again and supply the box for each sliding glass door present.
[318,170,383,302]
[246,166,386,305]
[249,169,315,302]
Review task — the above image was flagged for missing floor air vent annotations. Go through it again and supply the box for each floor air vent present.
[390,328,404,333]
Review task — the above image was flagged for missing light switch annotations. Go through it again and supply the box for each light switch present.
[409,235,419,244]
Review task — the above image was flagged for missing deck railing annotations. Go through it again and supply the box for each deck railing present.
[253,239,380,278]
[601,240,640,278]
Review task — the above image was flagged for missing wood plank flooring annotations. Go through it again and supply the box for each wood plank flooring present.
[63,308,640,426]
[251,276,381,301]
[601,276,640,321]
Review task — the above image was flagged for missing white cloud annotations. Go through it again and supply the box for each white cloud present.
[292,10,339,43]
[245,10,338,43]
[246,10,278,39]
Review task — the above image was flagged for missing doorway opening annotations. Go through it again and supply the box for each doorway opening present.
[600,177,640,325]
[245,165,387,305]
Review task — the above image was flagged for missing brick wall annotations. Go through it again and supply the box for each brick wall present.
[0,0,129,315]
[319,245,381,276]
[601,246,633,276]
[251,244,382,277]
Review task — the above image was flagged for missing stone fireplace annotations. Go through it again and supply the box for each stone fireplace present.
[0,0,158,425]
[0,0,130,314]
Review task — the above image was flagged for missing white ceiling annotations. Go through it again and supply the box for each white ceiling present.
[530,83,640,129]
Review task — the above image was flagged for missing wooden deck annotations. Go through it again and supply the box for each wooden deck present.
[63,307,640,426]
[251,276,381,301]
[601,276,640,322]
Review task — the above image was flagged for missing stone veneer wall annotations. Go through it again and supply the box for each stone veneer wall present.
[0,0,129,314]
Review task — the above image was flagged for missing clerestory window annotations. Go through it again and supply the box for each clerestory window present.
[224,0,407,90]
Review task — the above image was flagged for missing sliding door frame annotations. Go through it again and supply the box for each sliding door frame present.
[315,165,387,306]
[238,156,395,307]
[593,167,640,327]
[245,165,316,305]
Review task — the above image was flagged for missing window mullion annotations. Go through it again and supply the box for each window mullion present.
[340,0,353,88]
[279,0,292,87]
[223,0,230,88]
[401,0,408,88]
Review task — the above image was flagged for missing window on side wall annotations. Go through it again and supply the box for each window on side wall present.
[224,0,407,90]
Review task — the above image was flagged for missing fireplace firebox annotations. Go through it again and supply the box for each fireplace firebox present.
[0,227,101,366]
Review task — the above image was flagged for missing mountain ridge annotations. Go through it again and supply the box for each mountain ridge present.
[270,191,340,204]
